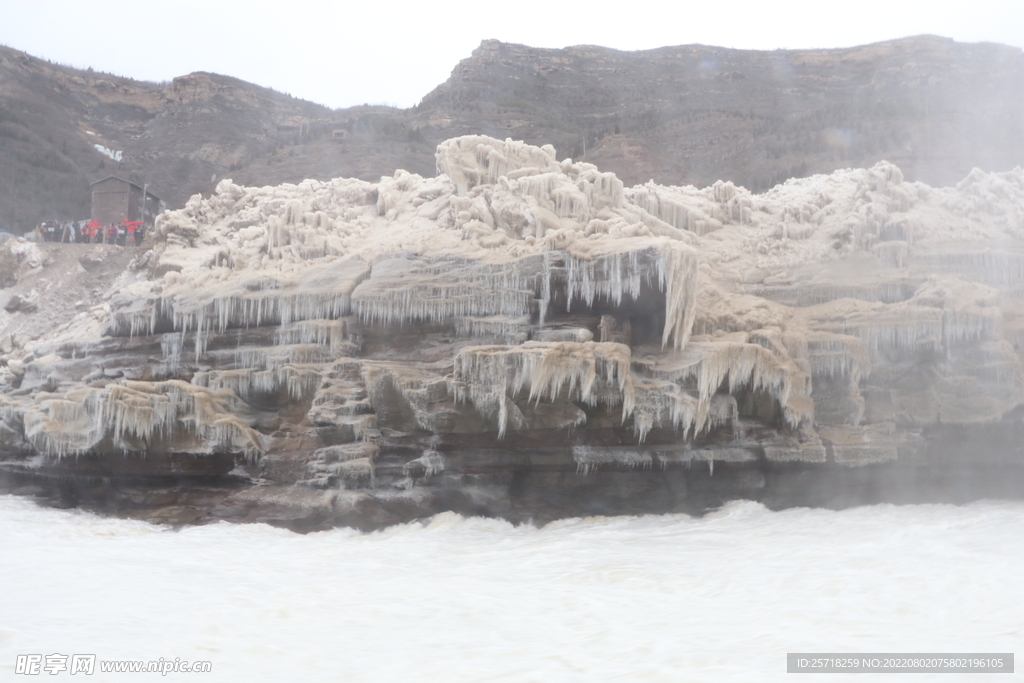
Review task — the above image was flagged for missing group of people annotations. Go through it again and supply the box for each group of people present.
[37,219,146,247]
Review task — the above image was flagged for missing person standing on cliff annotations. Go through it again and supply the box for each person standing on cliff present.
[126,220,143,246]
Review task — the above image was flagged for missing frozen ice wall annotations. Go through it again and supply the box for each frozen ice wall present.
[0,135,1022,519]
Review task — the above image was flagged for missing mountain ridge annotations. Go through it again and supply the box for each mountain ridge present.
[0,35,1021,233]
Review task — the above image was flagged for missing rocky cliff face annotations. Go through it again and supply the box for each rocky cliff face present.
[2,36,1022,235]
[415,36,1024,190]
[1,136,1022,529]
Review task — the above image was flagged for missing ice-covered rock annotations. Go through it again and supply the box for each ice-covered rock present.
[1,136,1023,528]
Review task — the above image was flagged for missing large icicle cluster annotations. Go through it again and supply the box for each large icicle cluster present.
[561,242,699,350]
[19,380,261,459]
[351,253,542,326]
[451,341,632,437]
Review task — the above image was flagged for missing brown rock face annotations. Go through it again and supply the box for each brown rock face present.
[414,37,1024,190]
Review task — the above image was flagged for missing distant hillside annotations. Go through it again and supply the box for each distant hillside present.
[0,48,341,231]
[413,36,1024,189]
[0,35,1021,233]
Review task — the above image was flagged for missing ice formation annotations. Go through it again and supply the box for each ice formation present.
[451,341,631,437]
[1,134,1023,507]
[19,380,261,459]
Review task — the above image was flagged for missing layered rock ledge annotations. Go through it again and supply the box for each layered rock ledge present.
[1,136,1023,530]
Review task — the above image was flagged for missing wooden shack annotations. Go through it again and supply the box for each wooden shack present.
[90,177,164,227]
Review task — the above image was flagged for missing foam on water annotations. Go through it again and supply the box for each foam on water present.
[1,496,1021,682]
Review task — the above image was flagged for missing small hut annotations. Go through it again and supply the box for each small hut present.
[90,177,164,227]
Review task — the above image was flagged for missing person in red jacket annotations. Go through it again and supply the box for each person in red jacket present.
[86,219,101,243]
[125,220,143,246]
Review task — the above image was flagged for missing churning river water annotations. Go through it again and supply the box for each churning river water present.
[0,495,1021,682]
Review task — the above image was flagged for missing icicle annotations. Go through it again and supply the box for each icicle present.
[273,319,353,355]
[21,380,263,460]
[803,333,871,382]
[453,316,530,344]
[403,450,445,479]
[572,446,652,476]
[561,242,698,351]
[352,253,543,327]
[540,251,551,326]
[452,341,634,438]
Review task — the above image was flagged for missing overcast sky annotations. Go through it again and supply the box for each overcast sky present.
[2,0,1021,110]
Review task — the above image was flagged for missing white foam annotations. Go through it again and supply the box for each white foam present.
[1,497,1021,682]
